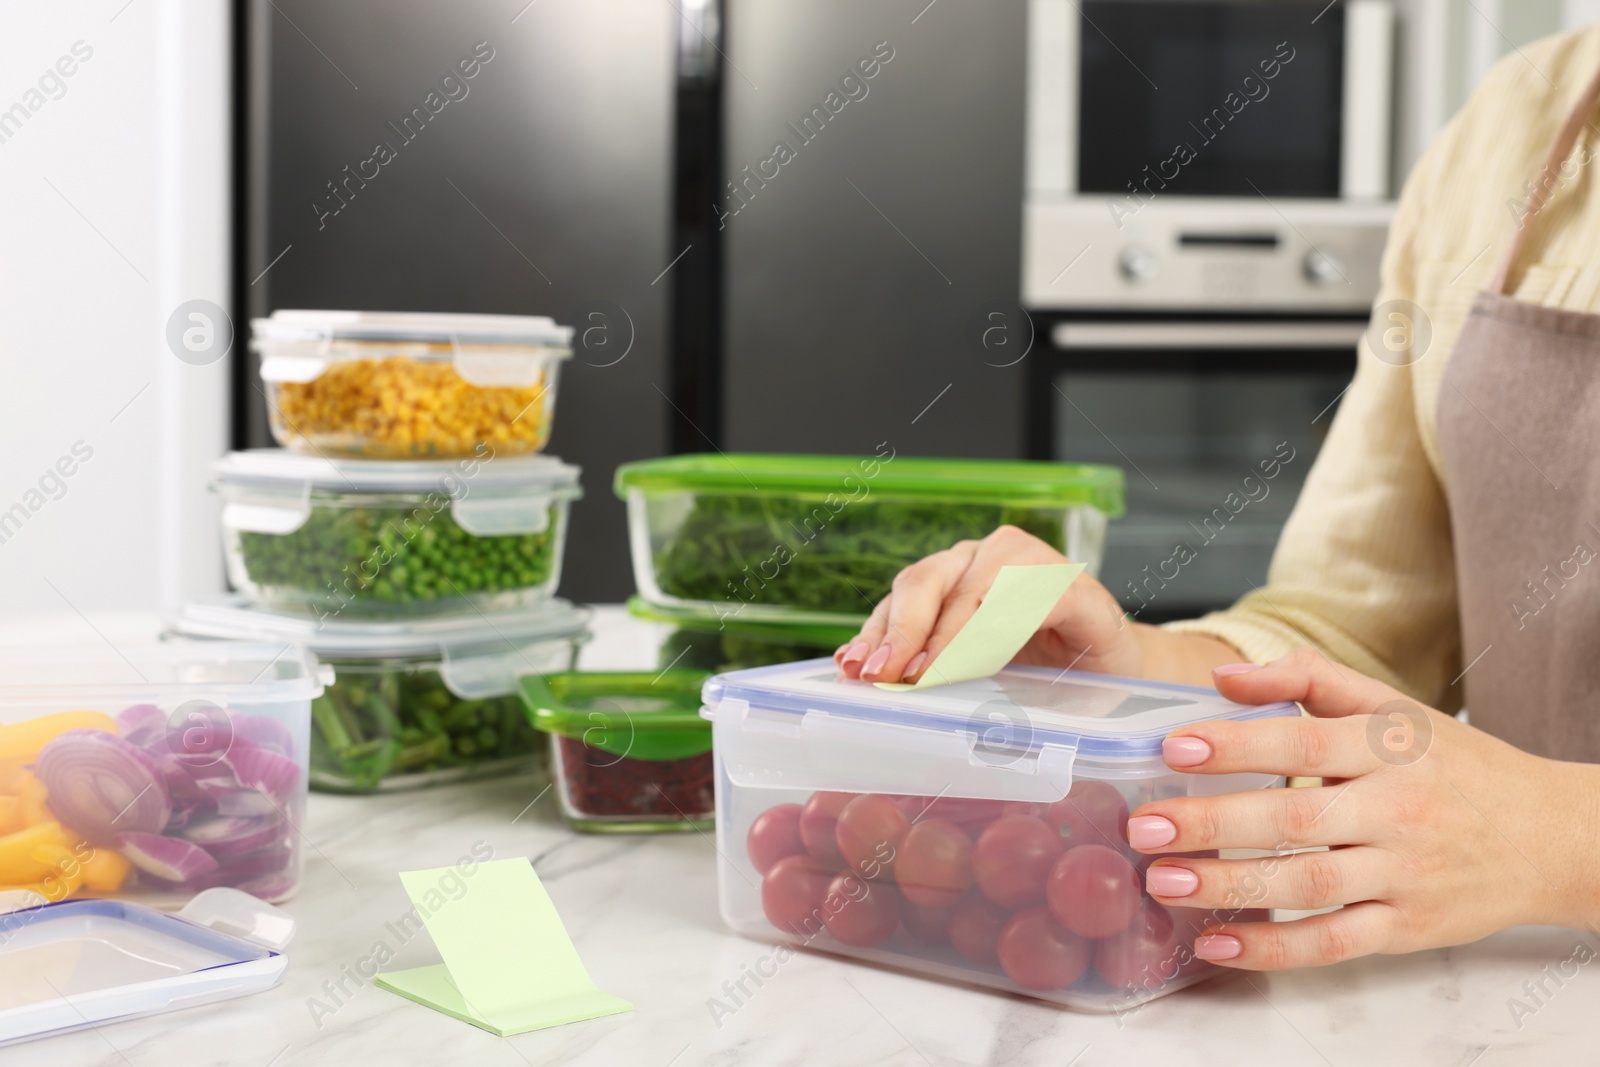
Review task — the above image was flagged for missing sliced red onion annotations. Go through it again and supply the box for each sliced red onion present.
[35,731,172,844]
[237,872,297,903]
[208,786,281,818]
[229,713,292,757]
[181,815,284,857]
[216,846,293,878]
[163,799,214,833]
[116,704,167,748]
[225,747,301,809]
[114,832,218,883]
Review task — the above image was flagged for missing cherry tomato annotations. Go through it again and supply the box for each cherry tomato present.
[972,815,1064,909]
[894,818,973,908]
[1047,781,1129,849]
[996,907,1091,990]
[799,791,858,866]
[821,872,900,947]
[948,893,1011,966]
[746,803,805,875]
[1094,902,1183,991]
[835,794,911,879]
[899,796,1006,832]
[761,854,834,936]
[1046,843,1143,939]
[900,898,957,945]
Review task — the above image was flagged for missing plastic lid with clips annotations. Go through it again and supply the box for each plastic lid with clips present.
[253,309,573,389]
[701,658,1298,800]
[211,449,582,538]
[0,889,294,1047]
[171,596,592,701]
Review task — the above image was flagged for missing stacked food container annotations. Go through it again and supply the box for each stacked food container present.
[174,311,592,802]
[518,453,1127,836]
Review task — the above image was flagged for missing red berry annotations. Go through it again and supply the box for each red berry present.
[997,907,1091,990]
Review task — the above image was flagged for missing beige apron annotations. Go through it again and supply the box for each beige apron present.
[1437,66,1600,761]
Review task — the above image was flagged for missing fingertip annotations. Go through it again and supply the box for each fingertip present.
[902,650,929,681]
[1212,662,1263,678]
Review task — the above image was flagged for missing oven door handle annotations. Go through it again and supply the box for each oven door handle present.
[1051,321,1366,350]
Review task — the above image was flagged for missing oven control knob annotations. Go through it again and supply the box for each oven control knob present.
[1118,245,1158,283]
[1302,249,1345,285]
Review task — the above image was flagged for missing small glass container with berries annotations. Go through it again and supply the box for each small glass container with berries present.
[701,660,1298,1011]
[520,670,713,833]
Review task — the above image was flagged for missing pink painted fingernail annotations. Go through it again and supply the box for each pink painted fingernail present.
[1126,815,1177,849]
[1213,663,1262,677]
[1193,934,1242,961]
[1163,736,1213,767]
[861,644,893,678]
[839,640,870,668]
[904,651,928,678]
[1145,866,1198,897]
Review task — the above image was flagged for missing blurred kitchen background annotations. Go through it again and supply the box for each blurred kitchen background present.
[3,0,1598,619]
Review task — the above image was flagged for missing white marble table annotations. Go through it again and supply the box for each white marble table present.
[7,608,1596,1066]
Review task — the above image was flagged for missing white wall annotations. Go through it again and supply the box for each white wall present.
[0,0,228,617]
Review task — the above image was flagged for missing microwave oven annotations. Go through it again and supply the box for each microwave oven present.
[1023,0,1396,311]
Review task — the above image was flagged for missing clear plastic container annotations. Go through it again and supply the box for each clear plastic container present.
[254,310,572,459]
[213,449,581,618]
[0,642,327,906]
[521,671,714,833]
[701,659,1296,1012]
[627,596,857,673]
[615,454,1125,626]
[170,597,591,793]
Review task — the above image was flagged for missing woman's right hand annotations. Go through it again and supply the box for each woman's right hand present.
[833,525,1145,684]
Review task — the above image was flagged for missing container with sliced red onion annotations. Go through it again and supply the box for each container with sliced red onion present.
[0,641,325,906]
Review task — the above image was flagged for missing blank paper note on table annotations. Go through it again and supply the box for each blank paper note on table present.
[375,858,632,1037]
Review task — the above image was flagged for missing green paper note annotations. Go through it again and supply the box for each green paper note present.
[375,858,632,1037]
[875,562,1085,691]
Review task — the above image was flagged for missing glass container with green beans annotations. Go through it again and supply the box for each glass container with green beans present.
[616,453,1125,626]
[170,596,591,793]
[213,450,581,618]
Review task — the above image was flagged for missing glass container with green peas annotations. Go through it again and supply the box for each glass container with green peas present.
[213,450,581,618]
[170,596,592,793]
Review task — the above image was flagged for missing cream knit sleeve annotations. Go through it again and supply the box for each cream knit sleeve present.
[1164,140,1464,710]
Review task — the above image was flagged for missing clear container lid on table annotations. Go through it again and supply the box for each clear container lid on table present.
[253,309,573,389]
[702,659,1298,798]
[0,889,293,1047]
[211,449,582,537]
[171,596,592,700]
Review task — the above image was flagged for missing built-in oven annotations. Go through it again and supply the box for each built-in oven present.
[1020,0,1392,617]
[1027,316,1364,620]
[1023,0,1395,312]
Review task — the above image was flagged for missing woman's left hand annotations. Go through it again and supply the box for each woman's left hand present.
[1128,649,1600,970]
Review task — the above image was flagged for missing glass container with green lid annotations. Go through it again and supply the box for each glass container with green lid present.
[627,596,858,673]
[615,452,1124,626]
[520,670,714,833]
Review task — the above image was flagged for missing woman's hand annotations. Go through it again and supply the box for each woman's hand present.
[1131,649,1600,970]
[832,525,1239,686]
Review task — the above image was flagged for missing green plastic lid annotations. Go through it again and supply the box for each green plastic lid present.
[626,596,861,647]
[519,670,712,761]
[614,453,1125,516]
